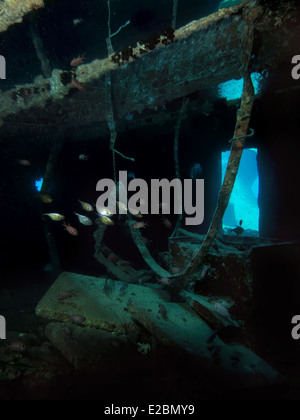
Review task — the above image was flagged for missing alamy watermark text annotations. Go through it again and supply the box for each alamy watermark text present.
[0,55,6,80]
[0,315,6,339]
[96,171,204,226]
[292,55,300,80]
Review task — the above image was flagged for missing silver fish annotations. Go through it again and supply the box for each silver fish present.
[78,199,94,212]
[97,206,114,218]
[43,213,65,221]
[99,215,114,226]
[74,213,93,226]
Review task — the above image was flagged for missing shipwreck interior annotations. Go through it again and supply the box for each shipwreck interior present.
[0,0,300,401]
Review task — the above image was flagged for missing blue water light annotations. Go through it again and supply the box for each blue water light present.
[218,73,264,101]
[222,149,259,232]
[35,178,44,192]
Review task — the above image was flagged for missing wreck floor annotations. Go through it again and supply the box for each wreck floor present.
[0,271,300,400]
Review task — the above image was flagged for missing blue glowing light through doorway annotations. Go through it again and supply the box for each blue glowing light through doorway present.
[218,73,264,101]
[222,149,259,232]
[35,178,44,192]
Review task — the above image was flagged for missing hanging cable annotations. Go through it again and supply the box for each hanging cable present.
[171,98,189,238]
[172,0,179,30]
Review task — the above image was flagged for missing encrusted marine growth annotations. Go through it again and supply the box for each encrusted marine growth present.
[0,0,44,33]
[111,28,176,67]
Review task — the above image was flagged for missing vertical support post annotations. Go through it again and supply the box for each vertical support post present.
[169,24,256,282]
[182,71,255,277]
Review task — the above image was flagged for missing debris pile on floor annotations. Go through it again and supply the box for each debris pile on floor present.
[35,271,281,388]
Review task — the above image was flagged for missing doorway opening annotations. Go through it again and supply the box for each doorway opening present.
[222,148,259,235]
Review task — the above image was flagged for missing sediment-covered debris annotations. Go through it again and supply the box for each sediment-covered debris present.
[36,271,281,388]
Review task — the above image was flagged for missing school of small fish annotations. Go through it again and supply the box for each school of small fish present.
[42,194,152,238]
[19,154,182,273]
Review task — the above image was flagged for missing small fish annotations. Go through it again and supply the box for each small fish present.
[230,219,244,236]
[0,5,5,18]
[128,172,136,180]
[132,221,148,229]
[119,260,132,267]
[59,290,76,301]
[212,302,231,319]
[100,215,114,226]
[39,193,53,204]
[212,302,236,327]
[18,159,31,167]
[68,314,86,325]
[107,253,119,263]
[199,264,210,280]
[71,56,85,68]
[74,213,93,226]
[79,153,89,161]
[158,277,171,286]
[190,163,203,179]
[73,18,83,26]
[97,206,114,217]
[44,213,65,221]
[162,217,172,229]
[72,78,86,91]
[78,199,94,212]
[129,207,143,218]
[62,222,78,236]
[170,266,181,274]
[230,226,244,235]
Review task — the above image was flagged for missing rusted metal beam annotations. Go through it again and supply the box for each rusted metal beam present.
[0,1,297,139]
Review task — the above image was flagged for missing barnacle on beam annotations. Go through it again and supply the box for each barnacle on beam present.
[0,0,44,33]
